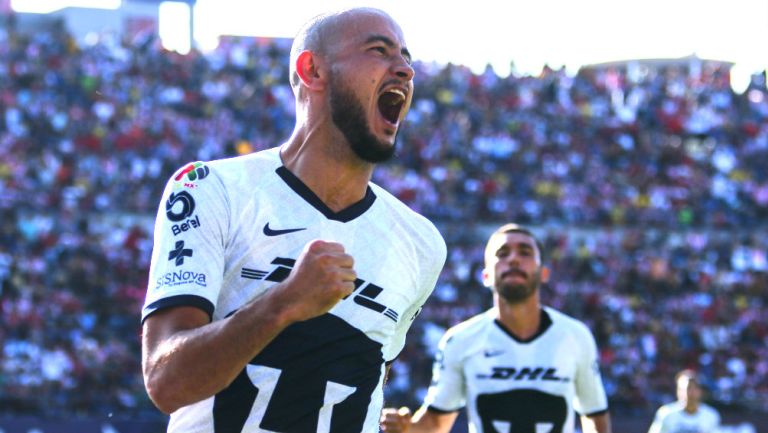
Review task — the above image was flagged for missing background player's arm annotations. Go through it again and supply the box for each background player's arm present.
[573,322,612,433]
[646,408,668,433]
[382,327,463,433]
[380,407,458,433]
[580,412,612,433]
[142,240,356,414]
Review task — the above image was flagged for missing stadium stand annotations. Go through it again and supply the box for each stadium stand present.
[0,10,767,433]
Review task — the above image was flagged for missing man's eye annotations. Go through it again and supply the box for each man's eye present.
[371,46,387,54]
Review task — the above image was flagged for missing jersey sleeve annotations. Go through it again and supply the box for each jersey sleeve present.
[705,405,721,432]
[647,406,670,433]
[141,161,230,323]
[572,323,609,415]
[422,331,465,412]
[386,227,447,361]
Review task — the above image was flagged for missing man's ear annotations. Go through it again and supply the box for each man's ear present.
[482,267,493,288]
[295,51,326,91]
[540,266,550,284]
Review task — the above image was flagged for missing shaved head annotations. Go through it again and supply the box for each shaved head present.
[285,7,412,163]
[289,8,395,93]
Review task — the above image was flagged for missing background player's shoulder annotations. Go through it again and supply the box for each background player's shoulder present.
[443,310,495,346]
[655,401,682,418]
[435,310,494,364]
[544,306,594,338]
[699,402,721,419]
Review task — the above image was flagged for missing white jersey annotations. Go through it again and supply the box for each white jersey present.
[648,402,720,433]
[424,307,608,433]
[142,147,446,433]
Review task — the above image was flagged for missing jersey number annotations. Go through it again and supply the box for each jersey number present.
[477,389,567,433]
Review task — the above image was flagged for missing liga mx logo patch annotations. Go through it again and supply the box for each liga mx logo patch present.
[174,162,210,188]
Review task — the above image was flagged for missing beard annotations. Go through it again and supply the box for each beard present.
[329,75,397,163]
[495,270,541,304]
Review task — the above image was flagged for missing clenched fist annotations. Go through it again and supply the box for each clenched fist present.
[276,239,356,322]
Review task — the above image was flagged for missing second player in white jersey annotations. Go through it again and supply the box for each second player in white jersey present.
[425,307,607,433]
[647,369,721,433]
[381,224,611,433]
[648,402,720,433]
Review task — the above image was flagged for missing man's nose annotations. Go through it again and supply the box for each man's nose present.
[391,57,414,80]
[505,252,520,264]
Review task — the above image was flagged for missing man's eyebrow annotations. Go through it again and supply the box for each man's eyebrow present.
[498,242,534,252]
[514,242,537,253]
[365,35,412,63]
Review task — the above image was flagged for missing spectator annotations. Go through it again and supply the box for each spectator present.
[1,21,767,422]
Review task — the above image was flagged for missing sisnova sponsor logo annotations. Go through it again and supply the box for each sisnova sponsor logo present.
[156,270,207,288]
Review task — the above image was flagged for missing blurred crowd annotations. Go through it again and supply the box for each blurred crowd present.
[1,19,767,420]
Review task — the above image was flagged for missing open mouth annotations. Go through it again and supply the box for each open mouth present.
[377,89,406,125]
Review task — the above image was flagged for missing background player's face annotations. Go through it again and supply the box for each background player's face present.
[484,232,547,303]
[677,375,702,405]
[326,11,414,163]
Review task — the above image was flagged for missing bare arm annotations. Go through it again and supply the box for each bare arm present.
[380,406,458,433]
[142,292,294,414]
[142,240,356,414]
[581,412,612,433]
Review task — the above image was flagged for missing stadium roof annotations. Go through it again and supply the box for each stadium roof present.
[583,54,735,71]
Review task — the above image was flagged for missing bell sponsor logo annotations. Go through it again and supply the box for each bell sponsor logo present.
[166,191,195,222]
[172,215,202,235]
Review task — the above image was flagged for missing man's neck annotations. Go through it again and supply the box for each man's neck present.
[683,400,699,414]
[495,294,542,341]
[280,132,374,212]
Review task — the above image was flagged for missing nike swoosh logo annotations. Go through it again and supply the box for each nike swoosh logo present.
[263,223,306,236]
[484,350,504,358]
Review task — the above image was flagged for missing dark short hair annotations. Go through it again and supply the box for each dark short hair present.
[485,223,545,263]
[675,369,699,385]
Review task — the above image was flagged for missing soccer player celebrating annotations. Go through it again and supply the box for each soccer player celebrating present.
[647,369,720,433]
[381,223,612,433]
[141,8,446,433]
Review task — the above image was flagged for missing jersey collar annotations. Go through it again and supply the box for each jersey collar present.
[494,309,553,344]
[276,166,377,222]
